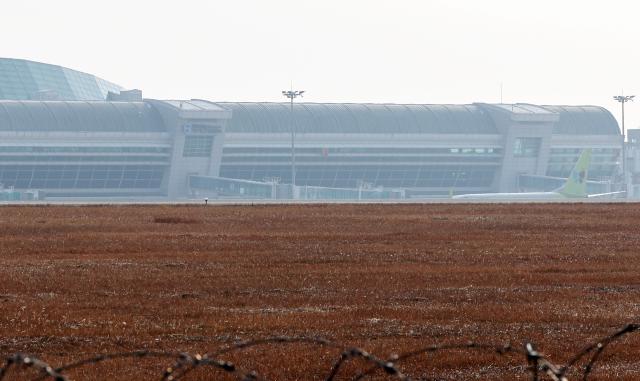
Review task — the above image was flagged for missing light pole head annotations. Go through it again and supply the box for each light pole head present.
[282,90,306,100]
[614,95,635,103]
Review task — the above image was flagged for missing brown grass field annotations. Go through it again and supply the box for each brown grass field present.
[1,203,640,380]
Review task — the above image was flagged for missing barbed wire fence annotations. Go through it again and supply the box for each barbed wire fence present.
[1,323,638,380]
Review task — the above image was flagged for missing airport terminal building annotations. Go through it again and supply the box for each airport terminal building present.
[0,58,624,199]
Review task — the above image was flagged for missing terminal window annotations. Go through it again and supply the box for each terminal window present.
[183,136,214,157]
[513,137,541,157]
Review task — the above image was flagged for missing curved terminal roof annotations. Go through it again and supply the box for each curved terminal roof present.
[0,58,122,101]
[0,101,166,133]
[542,105,620,135]
[219,102,499,134]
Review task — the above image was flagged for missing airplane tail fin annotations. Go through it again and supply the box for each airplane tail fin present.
[558,148,591,198]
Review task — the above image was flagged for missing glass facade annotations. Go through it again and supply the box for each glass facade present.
[190,176,274,198]
[0,58,122,100]
[189,175,406,200]
[0,145,170,190]
[0,101,166,133]
[0,147,170,154]
[519,174,611,194]
[183,136,214,157]
[513,138,541,157]
[0,97,174,196]
[0,79,623,198]
[220,147,502,190]
[220,102,499,134]
[546,148,620,179]
[298,185,404,200]
[0,165,165,189]
[544,106,621,135]
[219,102,621,195]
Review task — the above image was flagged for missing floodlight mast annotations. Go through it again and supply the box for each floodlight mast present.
[282,90,305,196]
[614,94,635,194]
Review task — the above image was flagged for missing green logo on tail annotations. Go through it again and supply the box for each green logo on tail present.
[558,149,591,198]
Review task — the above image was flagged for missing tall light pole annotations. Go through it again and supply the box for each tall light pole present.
[614,94,635,190]
[282,90,305,192]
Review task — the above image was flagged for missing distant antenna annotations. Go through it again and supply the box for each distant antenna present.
[500,83,503,104]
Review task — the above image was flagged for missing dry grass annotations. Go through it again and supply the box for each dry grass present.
[1,203,640,380]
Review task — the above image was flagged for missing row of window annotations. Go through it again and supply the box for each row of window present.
[190,175,403,199]
[183,136,214,157]
[0,146,171,153]
[219,165,496,188]
[184,124,221,134]
[0,166,164,189]
[223,147,502,155]
[513,138,541,157]
[0,165,164,189]
[551,148,619,154]
[519,175,611,193]
[513,141,619,158]
[222,156,502,164]
[548,155,618,164]
[0,156,169,162]
[190,176,273,198]
[546,164,617,179]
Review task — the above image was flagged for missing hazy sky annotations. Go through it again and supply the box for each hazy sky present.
[3,0,640,129]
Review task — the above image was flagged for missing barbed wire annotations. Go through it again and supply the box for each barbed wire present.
[1,323,638,380]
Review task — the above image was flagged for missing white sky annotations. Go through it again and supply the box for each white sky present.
[3,0,640,129]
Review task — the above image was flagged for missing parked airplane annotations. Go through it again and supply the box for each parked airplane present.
[453,149,624,200]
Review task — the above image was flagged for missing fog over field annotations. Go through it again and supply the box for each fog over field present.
[3,0,639,128]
